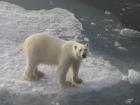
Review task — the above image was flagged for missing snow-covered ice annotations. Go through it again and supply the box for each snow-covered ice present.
[0,1,140,104]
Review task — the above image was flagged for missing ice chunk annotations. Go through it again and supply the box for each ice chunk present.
[117,46,128,51]
[125,98,134,104]
[122,69,140,84]
[55,102,60,105]
[114,41,121,47]
[114,41,128,51]
[83,37,89,42]
[128,69,140,84]
[90,22,96,26]
[137,4,140,7]
[122,75,128,81]
[102,19,113,22]
[104,10,111,15]
[120,28,140,38]
[121,8,126,11]
[112,28,121,32]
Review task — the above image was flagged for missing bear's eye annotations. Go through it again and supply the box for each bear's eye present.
[79,49,82,52]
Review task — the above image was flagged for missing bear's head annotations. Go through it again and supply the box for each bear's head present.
[73,43,89,60]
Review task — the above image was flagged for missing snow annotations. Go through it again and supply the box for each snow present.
[0,1,140,104]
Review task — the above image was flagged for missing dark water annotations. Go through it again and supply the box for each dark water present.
[77,0,140,31]
[1,0,140,105]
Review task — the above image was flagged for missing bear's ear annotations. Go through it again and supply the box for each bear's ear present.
[85,43,89,47]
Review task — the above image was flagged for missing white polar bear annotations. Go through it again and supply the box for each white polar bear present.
[22,32,89,87]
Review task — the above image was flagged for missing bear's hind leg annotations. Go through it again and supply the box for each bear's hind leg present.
[22,60,39,80]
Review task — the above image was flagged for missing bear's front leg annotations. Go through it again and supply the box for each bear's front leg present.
[72,62,83,84]
[56,59,74,87]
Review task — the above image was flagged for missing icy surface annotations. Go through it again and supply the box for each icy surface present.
[0,1,140,104]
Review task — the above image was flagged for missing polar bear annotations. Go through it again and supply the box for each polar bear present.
[22,32,89,87]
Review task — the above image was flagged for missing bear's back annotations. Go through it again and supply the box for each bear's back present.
[24,33,66,64]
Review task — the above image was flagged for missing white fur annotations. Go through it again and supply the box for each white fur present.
[22,32,88,87]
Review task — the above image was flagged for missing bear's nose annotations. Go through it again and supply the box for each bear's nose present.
[82,54,86,58]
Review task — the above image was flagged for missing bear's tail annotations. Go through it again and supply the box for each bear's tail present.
[21,42,26,58]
